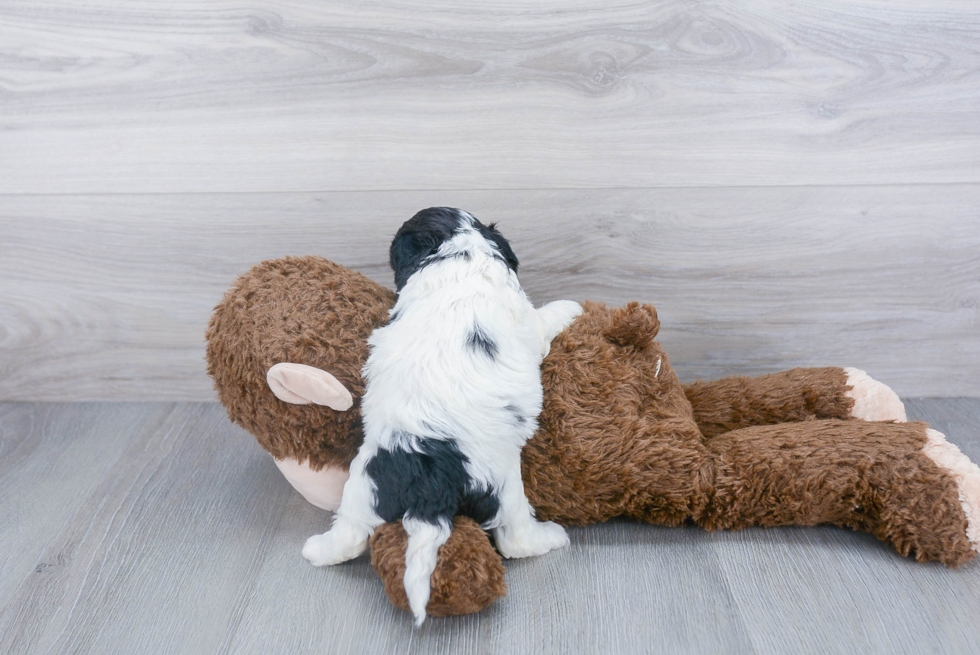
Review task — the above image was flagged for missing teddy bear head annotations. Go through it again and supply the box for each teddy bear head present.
[206,256,396,471]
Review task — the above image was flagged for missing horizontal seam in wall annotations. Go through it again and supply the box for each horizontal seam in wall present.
[1,180,979,198]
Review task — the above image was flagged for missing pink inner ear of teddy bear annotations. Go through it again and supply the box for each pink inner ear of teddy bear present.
[267,362,354,410]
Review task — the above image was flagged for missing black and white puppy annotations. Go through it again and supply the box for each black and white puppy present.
[301,207,582,624]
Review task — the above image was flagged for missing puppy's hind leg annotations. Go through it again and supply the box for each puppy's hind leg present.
[302,458,380,566]
[492,459,570,559]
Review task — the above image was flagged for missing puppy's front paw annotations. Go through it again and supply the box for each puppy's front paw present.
[538,300,584,356]
[496,520,570,559]
[548,300,584,329]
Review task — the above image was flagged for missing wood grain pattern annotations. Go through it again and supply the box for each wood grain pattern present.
[1,0,979,193]
[0,403,157,602]
[0,403,294,655]
[2,186,977,401]
[714,397,980,654]
[1,400,979,654]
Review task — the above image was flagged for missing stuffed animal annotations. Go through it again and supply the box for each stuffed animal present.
[206,255,980,617]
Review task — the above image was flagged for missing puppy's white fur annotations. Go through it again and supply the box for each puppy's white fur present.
[302,211,581,625]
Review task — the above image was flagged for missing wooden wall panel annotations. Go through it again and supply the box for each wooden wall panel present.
[1,0,979,193]
[1,1,977,399]
[2,186,977,400]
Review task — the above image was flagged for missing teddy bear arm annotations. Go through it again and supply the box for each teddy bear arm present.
[699,419,980,566]
[371,517,507,617]
[683,367,858,438]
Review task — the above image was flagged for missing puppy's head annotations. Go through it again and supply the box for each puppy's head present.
[389,207,519,291]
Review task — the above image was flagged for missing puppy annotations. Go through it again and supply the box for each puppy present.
[301,207,582,624]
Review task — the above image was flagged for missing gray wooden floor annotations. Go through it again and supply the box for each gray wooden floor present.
[2,398,979,654]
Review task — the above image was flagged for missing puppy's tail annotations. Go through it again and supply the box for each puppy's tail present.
[402,516,452,626]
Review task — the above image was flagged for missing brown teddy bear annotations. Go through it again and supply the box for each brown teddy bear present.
[206,255,980,617]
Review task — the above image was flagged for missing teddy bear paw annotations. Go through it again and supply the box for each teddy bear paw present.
[921,429,980,553]
[844,367,907,422]
[495,520,570,559]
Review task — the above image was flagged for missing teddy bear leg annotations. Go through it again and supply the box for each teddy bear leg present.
[683,367,905,438]
[921,428,980,550]
[700,419,978,566]
[843,367,907,422]
[371,517,507,617]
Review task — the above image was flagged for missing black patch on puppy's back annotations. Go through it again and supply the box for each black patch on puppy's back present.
[458,485,500,526]
[467,324,499,360]
[366,435,500,527]
[505,404,527,425]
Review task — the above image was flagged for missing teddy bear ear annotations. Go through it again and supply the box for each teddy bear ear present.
[604,302,660,349]
[266,363,354,411]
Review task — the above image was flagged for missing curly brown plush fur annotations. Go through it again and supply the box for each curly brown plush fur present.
[206,256,394,470]
[371,517,507,616]
[207,256,977,618]
[701,419,973,565]
[684,367,855,438]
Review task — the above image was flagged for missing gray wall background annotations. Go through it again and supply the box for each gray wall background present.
[1,0,978,400]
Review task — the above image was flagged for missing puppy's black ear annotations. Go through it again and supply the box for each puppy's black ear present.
[390,230,442,291]
[390,207,462,290]
[483,222,519,273]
